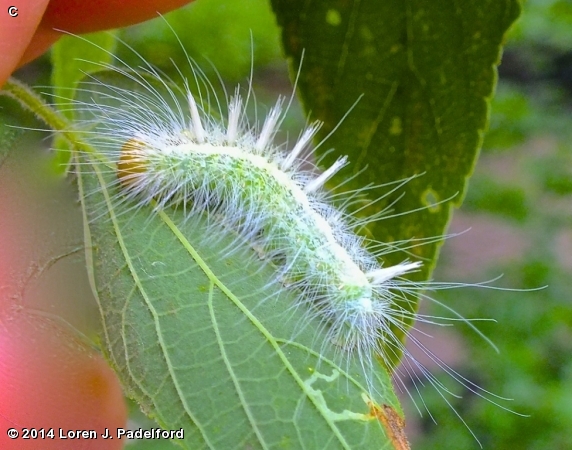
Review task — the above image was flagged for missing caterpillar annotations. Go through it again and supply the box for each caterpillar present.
[114,88,425,357]
[58,32,520,448]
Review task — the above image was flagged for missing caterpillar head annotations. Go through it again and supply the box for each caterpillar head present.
[117,138,149,188]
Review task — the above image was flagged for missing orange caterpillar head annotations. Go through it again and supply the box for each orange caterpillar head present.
[117,139,148,188]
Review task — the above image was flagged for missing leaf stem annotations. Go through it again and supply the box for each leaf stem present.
[1,77,93,154]
[3,77,68,130]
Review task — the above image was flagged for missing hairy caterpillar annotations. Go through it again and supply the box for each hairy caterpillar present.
[114,88,425,356]
[54,31,522,448]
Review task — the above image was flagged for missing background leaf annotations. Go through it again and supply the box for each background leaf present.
[117,0,281,81]
[50,31,117,170]
[51,31,118,118]
[270,0,521,360]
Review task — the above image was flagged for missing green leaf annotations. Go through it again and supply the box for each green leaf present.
[51,30,118,117]
[119,0,282,81]
[270,0,520,362]
[50,31,117,171]
[75,75,403,449]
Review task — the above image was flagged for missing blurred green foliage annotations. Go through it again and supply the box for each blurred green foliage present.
[410,0,572,448]
[117,0,282,81]
[464,176,529,222]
